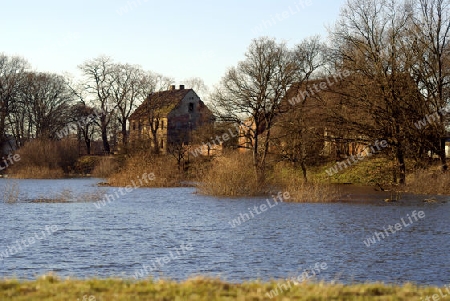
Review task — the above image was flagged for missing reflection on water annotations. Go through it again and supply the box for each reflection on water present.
[0,178,449,285]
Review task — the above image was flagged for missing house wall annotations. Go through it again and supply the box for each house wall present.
[129,117,168,153]
[167,90,209,145]
[129,89,213,154]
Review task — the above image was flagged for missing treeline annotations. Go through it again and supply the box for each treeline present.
[0,54,180,154]
[2,0,450,187]
[210,0,450,186]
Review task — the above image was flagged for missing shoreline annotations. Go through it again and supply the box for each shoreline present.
[2,176,448,203]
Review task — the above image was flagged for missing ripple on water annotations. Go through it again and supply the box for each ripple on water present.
[0,179,449,285]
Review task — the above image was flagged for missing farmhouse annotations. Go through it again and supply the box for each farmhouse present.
[129,85,214,154]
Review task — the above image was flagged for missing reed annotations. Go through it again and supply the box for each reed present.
[91,156,120,178]
[271,162,340,202]
[12,166,64,179]
[406,168,450,195]
[108,152,183,187]
[196,151,262,196]
[2,181,20,204]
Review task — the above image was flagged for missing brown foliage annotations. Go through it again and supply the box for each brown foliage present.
[108,152,183,187]
[10,138,79,178]
[196,151,263,196]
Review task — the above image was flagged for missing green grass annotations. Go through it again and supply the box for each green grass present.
[0,275,446,300]
[308,156,394,185]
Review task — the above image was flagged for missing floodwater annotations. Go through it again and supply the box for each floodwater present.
[0,178,449,285]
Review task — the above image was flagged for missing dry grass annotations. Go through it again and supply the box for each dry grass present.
[49,187,105,203]
[196,152,339,200]
[283,181,340,202]
[108,152,182,187]
[9,138,80,178]
[196,151,262,196]
[91,156,120,178]
[2,181,20,203]
[270,162,340,202]
[11,166,64,179]
[1,182,104,204]
[0,275,444,301]
[406,168,450,195]
[22,188,104,203]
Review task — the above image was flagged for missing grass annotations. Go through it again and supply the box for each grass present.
[11,166,64,179]
[1,182,104,204]
[9,138,79,178]
[196,151,262,196]
[405,165,450,195]
[196,152,341,201]
[107,152,185,187]
[2,181,20,203]
[91,156,120,178]
[271,162,340,202]
[309,156,394,185]
[0,275,445,300]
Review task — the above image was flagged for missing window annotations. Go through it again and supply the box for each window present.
[188,102,194,112]
[160,139,164,149]
[160,120,164,129]
[132,122,136,131]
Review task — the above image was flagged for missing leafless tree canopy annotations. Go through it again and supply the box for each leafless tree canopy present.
[212,37,325,184]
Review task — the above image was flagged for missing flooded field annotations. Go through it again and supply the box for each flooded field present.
[0,178,449,285]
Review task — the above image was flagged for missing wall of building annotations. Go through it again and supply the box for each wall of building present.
[167,90,211,145]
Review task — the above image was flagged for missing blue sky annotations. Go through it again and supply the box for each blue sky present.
[1,0,346,89]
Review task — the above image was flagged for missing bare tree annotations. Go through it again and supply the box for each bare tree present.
[78,56,115,153]
[273,37,327,181]
[130,73,174,154]
[20,72,73,139]
[0,54,29,144]
[213,37,323,185]
[183,77,208,98]
[410,0,450,171]
[69,103,98,154]
[110,63,147,146]
[330,0,418,184]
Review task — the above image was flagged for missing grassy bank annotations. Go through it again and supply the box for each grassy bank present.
[0,276,445,300]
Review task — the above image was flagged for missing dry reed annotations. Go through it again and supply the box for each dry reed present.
[108,152,182,187]
[2,181,20,203]
[196,151,262,196]
[406,168,450,195]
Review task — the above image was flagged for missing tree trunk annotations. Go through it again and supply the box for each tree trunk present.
[396,146,406,185]
[101,126,110,154]
[0,104,7,144]
[300,161,307,183]
[121,121,127,147]
[300,138,308,182]
[151,131,159,154]
[439,138,448,172]
[85,137,91,155]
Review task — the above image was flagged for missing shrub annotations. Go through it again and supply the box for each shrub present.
[268,162,340,202]
[91,156,120,178]
[196,151,262,196]
[108,152,182,187]
[406,167,450,195]
[10,138,80,177]
[12,166,64,179]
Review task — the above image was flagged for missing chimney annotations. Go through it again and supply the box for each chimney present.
[170,85,176,90]
[179,85,185,90]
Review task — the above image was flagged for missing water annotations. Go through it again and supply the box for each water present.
[0,178,449,285]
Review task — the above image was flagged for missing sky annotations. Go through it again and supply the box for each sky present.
[1,0,347,92]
